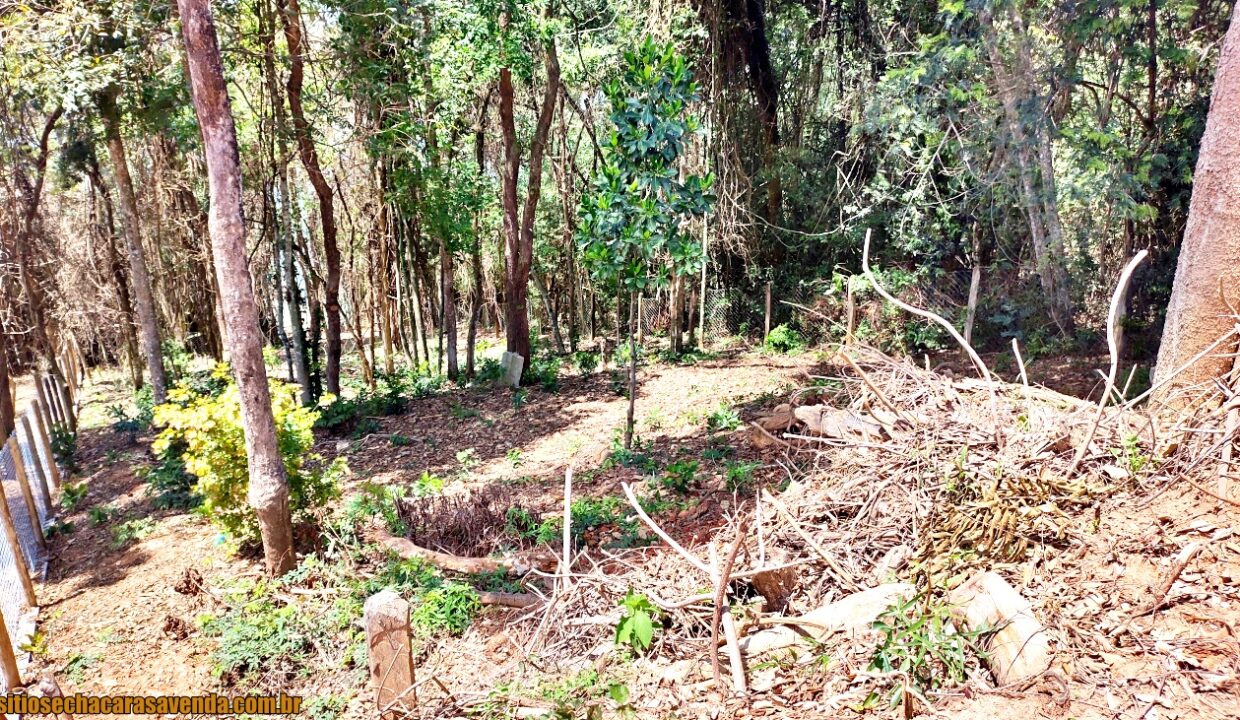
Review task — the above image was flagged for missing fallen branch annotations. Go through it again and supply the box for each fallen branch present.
[711,519,749,694]
[1066,250,1147,478]
[1134,542,1204,617]
[375,528,556,575]
[479,591,542,609]
[621,481,712,576]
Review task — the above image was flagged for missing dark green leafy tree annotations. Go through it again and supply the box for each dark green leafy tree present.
[578,38,714,448]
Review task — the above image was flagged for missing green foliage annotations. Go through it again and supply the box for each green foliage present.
[867,594,986,707]
[764,324,806,354]
[63,652,100,684]
[346,482,408,536]
[411,582,481,636]
[1111,433,1151,476]
[614,590,657,653]
[412,471,445,497]
[474,358,504,384]
[50,425,77,474]
[138,440,200,510]
[706,404,742,432]
[571,350,600,374]
[109,517,156,549]
[578,38,714,294]
[88,505,119,526]
[201,592,314,683]
[60,482,88,512]
[152,377,343,547]
[661,459,698,493]
[316,367,443,433]
[724,460,761,493]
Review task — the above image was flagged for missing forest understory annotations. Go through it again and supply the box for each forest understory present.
[21,338,1240,720]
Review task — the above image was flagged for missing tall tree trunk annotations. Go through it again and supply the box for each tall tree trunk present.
[0,328,13,439]
[98,91,169,402]
[979,6,1074,335]
[500,29,561,367]
[279,0,341,396]
[1152,7,1240,407]
[88,165,144,390]
[178,0,296,576]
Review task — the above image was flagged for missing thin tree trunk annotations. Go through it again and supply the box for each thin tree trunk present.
[98,90,169,402]
[279,0,341,396]
[178,0,296,575]
[625,295,638,449]
[0,329,13,439]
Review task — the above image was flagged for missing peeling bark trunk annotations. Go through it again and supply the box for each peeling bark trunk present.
[178,0,296,576]
[1153,8,1240,407]
[99,91,169,402]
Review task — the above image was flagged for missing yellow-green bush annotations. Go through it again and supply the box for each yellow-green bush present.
[153,367,342,547]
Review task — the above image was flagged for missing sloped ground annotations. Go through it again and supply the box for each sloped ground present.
[23,347,1240,719]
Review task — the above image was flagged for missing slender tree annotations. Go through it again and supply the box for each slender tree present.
[177,0,296,575]
[97,90,169,402]
[279,0,342,396]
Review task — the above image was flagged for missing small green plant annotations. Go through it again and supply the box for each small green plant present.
[50,425,78,474]
[505,448,523,467]
[20,630,48,656]
[60,482,88,511]
[764,323,806,354]
[138,441,200,510]
[200,592,313,683]
[88,505,119,526]
[706,404,742,432]
[411,582,480,635]
[389,434,413,447]
[614,590,658,653]
[64,651,101,684]
[110,517,156,549]
[450,403,480,420]
[346,482,408,535]
[867,594,986,708]
[572,350,600,374]
[45,519,75,537]
[412,471,444,497]
[1111,433,1150,476]
[724,460,761,493]
[702,441,735,461]
[304,695,348,720]
[456,447,479,471]
[661,459,698,493]
[511,388,529,409]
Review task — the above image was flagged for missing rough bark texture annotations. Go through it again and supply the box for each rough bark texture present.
[0,329,13,439]
[12,107,64,373]
[1153,8,1240,406]
[279,0,342,396]
[500,33,561,365]
[178,0,296,576]
[98,92,169,402]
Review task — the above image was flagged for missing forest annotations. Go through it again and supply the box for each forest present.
[0,0,1238,716]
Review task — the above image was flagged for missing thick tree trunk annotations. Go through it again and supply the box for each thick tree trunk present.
[441,243,459,379]
[178,0,296,576]
[279,0,342,396]
[1152,8,1240,407]
[88,166,144,391]
[99,91,169,402]
[13,107,65,376]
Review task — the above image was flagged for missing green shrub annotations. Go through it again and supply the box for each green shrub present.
[475,358,504,384]
[138,440,200,510]
[572,351,600,374]
[661,459,698,493]
[525,354,561,392]
[110,517,156,549]
[60,482,87,511]
[614,590,658,653]
[867,593,985,707]
[50,425,77,474]
[153,373,343,547]
[201,593,313,683]
[724,460,761,493]
[411,582,480,635]
[706,404,742,432]
[346,482,408,535]
[764,324,806,354]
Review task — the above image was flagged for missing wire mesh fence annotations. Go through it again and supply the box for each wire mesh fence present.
[0,391,66,691]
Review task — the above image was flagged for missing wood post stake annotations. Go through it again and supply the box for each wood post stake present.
[364,590,415,719]
[7,439,46,551]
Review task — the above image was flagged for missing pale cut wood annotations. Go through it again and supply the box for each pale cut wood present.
[0,604,20,690]
[949,571,1051,685]
[364,590,415,719]
[740,583,915,656]
[37,377,60,428]
[30,399,60,490]
[7,438,46,551]
[18,416,52,513]
[53,376,74,432]
[33,674,73,720]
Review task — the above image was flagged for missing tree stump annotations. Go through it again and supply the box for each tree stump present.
[364,590,415,719]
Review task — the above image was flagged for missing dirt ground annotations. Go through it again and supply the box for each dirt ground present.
[21,346,1240,719]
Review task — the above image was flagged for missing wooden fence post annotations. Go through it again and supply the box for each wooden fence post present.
[7,439,46,551]
[40,377,62,429]
[0,605,21,690]
[59,356,77,406]
[54,377,75,433]
[0,476,38,606]
[30,400,60,491]
[364,590,415,719]
[18,416,52,513]
[35,378,56,429]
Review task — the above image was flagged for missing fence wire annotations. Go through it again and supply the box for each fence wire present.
[0,407,56,691]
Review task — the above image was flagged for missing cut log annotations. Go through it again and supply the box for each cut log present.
[756,404,793,432]
[949,571,1051,685]
[478,591,542,609]
[375,528,556,576]
[364,590,415,719]
[750,551,798,612]
[740,583,914,656]
[792,405,884,440]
